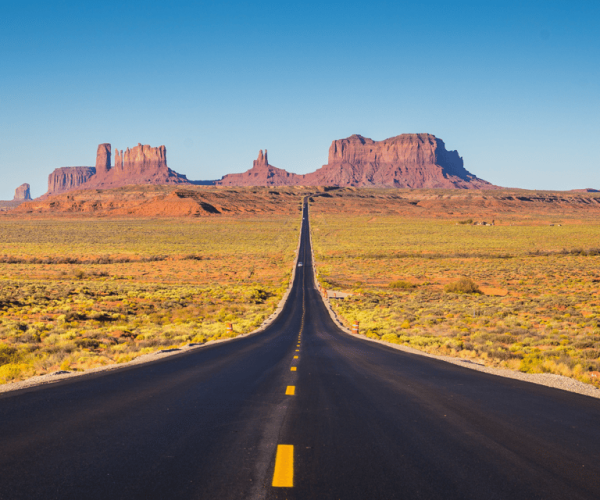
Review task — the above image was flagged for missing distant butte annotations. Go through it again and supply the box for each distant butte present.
[44,143,190,196]
[304,133,495,189]
[40,133,498,197]
[14,183,32,201]
[217,134,496,189]
[217,150,304,187]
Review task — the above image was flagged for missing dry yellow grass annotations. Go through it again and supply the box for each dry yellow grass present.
[310,208,600,387]
[0,216,300,384]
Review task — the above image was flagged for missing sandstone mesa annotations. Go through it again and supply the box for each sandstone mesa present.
[217,134,495,189]
[36,133,496,197]
[46,143,189,196]
[308,133,493,189]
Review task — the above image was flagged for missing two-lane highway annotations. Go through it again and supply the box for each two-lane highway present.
[1,202,600,499]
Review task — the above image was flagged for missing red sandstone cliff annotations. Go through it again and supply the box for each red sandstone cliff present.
[302,134,494,189]
[14,183,32,201]
[216,134,495,189]
[45,143,189,195]
[85,143,188,189]
[42,134,494,195]
[47,167,97,195]
[217,150,305,187]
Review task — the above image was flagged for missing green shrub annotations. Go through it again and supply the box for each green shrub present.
[247,288,270,304]
[0,343,18,365]
[389,280,416,289]
[444,278,482,294]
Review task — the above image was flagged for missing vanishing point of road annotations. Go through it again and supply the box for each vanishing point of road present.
[1,202,600,499]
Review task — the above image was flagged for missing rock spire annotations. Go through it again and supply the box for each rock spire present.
[95,143,112,175]
[254,150,268,169]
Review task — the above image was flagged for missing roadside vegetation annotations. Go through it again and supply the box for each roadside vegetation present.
[0,217,299,384]
[310,211,600,387]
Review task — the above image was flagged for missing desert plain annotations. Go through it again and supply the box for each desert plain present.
[1,185,600,389]
[0,187,306,384]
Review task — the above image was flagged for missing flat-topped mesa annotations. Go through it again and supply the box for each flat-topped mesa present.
[14,183,32,201]
[83,143,187,188]
[215,134,494,188]
[44,142,189,196]
[95,143,112,175]
[121,143,168,175]
[304,133,495,189]
[328,133,444,164]
[47,167,97,195]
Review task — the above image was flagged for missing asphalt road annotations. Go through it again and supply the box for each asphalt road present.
[2,203,600,499]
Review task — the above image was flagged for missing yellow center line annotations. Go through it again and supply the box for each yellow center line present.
[285,385,295,395]
[290,367,297,371]
[272,444,294,487]
[295,349,299,352]
[293,355,298,359]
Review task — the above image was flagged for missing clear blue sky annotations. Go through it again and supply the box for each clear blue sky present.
[1,0,598,198]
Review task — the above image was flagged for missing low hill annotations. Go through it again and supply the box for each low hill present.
[9,185,312,218]
[7,185,600,222]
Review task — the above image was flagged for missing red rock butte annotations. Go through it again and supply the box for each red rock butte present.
[217,149,305,187]
[42,133,496,197]
[217,134,495,189]
[46,143,189,196]
[13,183,32,201]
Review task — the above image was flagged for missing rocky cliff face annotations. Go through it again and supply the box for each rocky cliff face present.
[216,134,495,189]
[128,144,167,173]
[217,150,305,187]
[47,167,97,195]
[302,134,494,188]
[14,183,32,201]
[42,134,493,195]
[45,143,189,196]
[113,144,168,175]
[85,143,188,189]
[95,143,111,175]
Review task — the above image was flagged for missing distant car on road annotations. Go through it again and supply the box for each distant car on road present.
[298,262,303,267]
